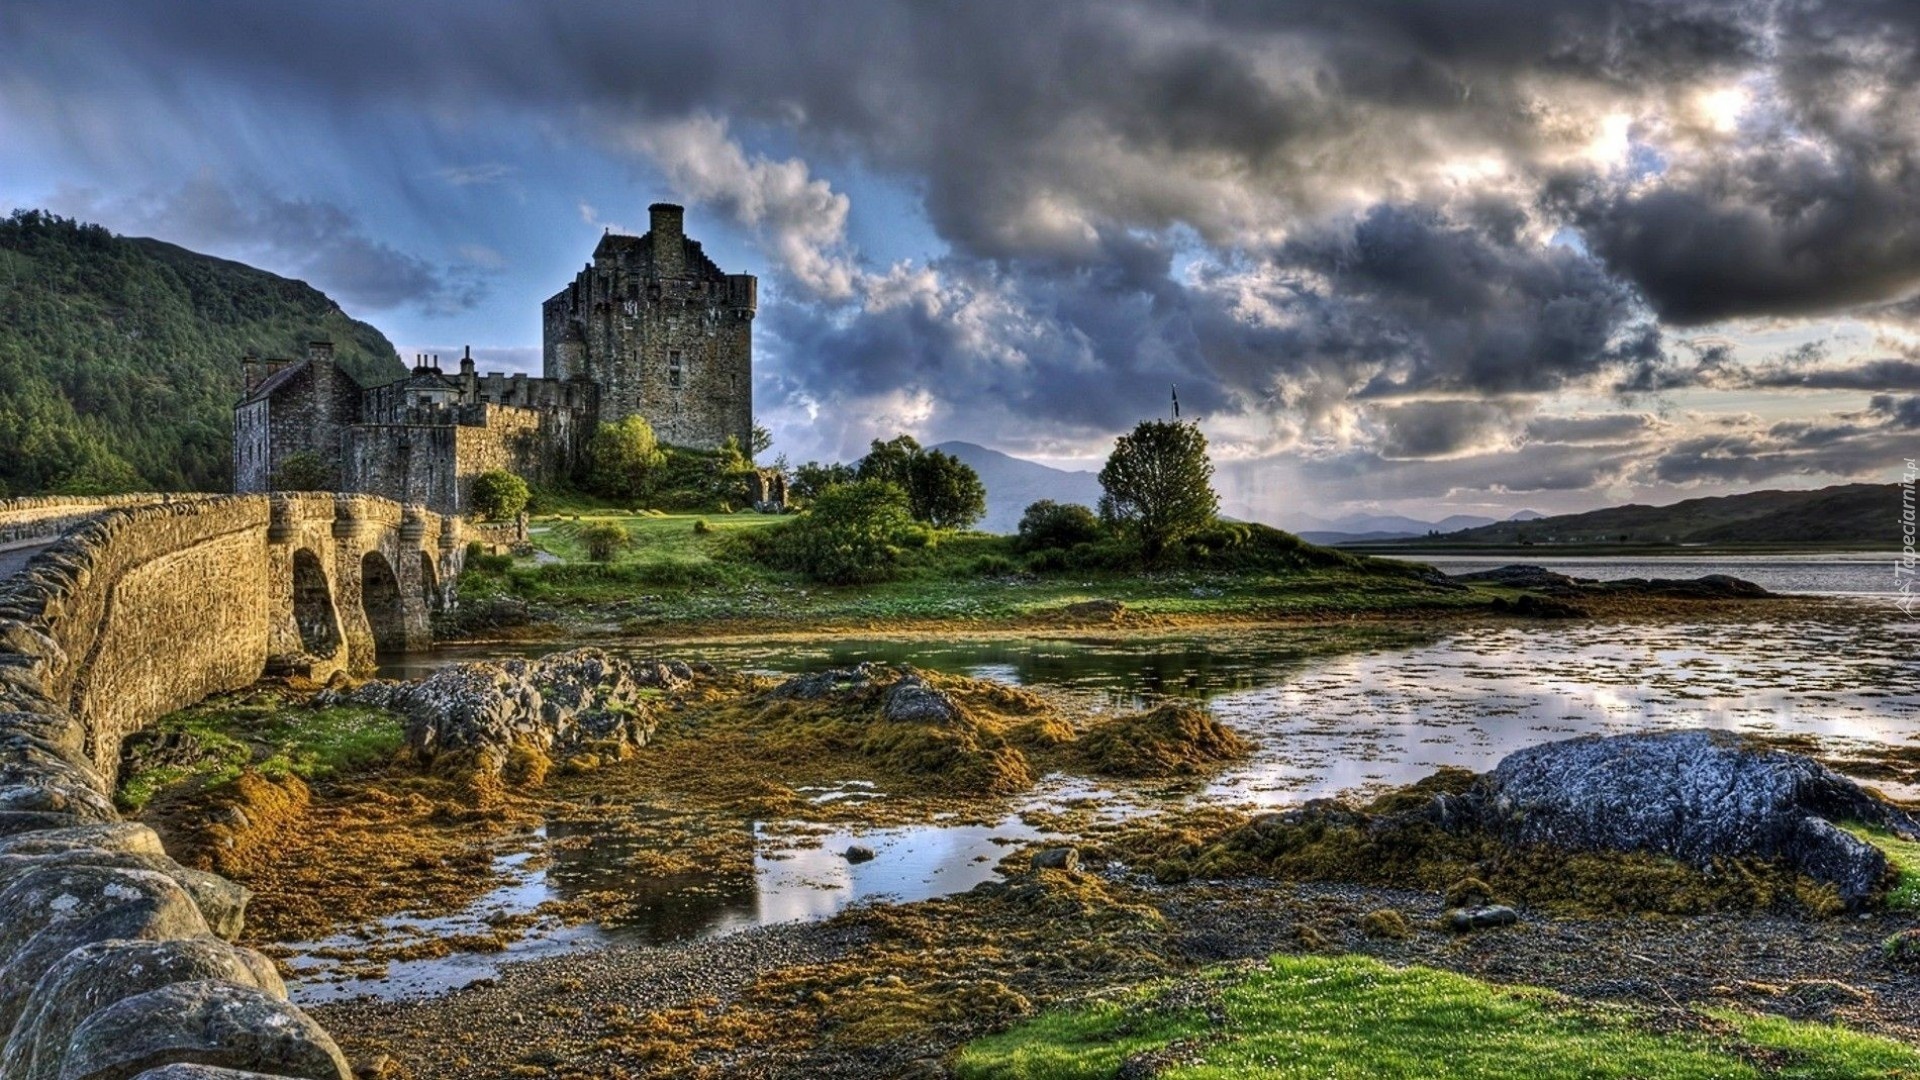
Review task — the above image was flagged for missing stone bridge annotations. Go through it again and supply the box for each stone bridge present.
[0,492,467,1079]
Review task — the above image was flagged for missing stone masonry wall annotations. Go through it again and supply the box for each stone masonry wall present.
[0,492,464,1079]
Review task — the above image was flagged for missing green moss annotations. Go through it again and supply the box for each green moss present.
[116,695,403,811]
[957,955,1920,1079]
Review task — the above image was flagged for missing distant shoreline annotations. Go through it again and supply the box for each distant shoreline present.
[1346,544,1899,558]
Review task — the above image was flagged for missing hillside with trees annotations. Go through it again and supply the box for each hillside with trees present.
[0,210,403,494]
[1350,483,1898,550]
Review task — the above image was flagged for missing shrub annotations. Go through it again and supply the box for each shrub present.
[694,518,713,535]
[972,554,1016,576]
[578,521,632,563]
[585,416,667,500]
[1016,500,1102,551]
[765,479,916,584]
[469,469,530,521]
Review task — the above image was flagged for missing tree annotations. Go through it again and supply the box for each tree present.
[855,435,986,529]
[778,479,917,584]
[908,448,987,529]
[1097,420,1219,561]
[268,451,334,491]
[751,423,775,459]
[856,435,920,490]
[790,460,858,502]
[577,521,631,563]
[586,416,667,500]
[1016,500,1102,551]
[470,469,530,522]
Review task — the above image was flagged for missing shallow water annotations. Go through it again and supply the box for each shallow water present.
[311,596,1920,1002]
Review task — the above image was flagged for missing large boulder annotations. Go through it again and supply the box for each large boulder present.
[2,938,285,1080]
[0,823,167,859]
[128,1068,300,1080]
[0,851,249,940]
[58,980,350,1080]
[1470,730,1912,907]
[324,647,670,765]
[0,866,210,1037]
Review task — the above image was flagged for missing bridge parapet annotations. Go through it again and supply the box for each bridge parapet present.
[0,491,467,1079]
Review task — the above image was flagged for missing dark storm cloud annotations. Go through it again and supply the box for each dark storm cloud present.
[1651,399,1919,483]
[8,0,1919,498]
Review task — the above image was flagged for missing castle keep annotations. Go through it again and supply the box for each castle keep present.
[544,203,757,450]
[234,204,756,515]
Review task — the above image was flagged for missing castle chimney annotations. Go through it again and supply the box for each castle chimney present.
[307,341,334,366]
[460,346,476,377]
[649,202,685,277]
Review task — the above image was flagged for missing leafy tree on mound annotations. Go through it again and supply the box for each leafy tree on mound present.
[585,416,667,500]
[1098,419,1219,561]
[856,435,988,529]
[470,469,530,521]
[791,460,858,503]
[578,521,631,563]
[1016,500,1103,551]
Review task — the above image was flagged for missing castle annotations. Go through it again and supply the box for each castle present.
[234,203,757,515]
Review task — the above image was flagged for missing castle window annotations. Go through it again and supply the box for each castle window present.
[669,350,683,388]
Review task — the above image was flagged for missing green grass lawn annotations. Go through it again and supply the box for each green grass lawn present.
[956,955,1920,1080]
[461,512,1481,630]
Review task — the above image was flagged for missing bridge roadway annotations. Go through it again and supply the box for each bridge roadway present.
[0,534,54,579]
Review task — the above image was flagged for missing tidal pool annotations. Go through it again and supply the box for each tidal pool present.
[310,606,1918,1002]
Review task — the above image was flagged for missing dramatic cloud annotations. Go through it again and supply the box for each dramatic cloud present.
[45,175,489,316]
[6,0,1920,517]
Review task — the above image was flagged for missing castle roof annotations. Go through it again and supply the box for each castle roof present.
[240,358,309,404]
[591,229,726,279]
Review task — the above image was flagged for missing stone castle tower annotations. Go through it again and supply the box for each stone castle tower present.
[541,204,758,451]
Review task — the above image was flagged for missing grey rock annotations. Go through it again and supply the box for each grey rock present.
[3,938,285,1080]
[769,664,877,701]
[128,1060,299,1068]
[881,672,961,725]
[1446,905,1520,932]
[1475,730,1911,907]
[0,779,117,822]
[843,845,876,864]
[325,648,662,771]
[0,866,210,1037]
[60,980,350,1080]
[1030,847,1081,873]
[0,811,90,838]
[0,711,90,766]
[0,823,167,859]
[0,851,249,941]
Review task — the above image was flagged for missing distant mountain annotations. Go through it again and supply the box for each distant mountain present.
[931,441,1104,533]
[1292,510,1511,544]
[1508,509,1546,521]
[0,210,403,494]
[1354,484,1898,548]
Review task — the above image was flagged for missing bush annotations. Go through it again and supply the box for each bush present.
[1016,500,1102,552]
[762,479,916,584]
[469,469,530,521]
[693,518,713,534]
[856,435,988,529]
[972,554,1016,576]
[578,522,632,563]
[585,416,667,500]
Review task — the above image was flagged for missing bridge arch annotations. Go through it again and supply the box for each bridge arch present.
[290,547,343,658]
[360,549,407,655]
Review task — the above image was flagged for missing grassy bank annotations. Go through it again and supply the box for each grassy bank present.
[460,510,1491,633]
[957,955,1920,1080]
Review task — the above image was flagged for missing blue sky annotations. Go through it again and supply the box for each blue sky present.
[4,1,1918,527]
